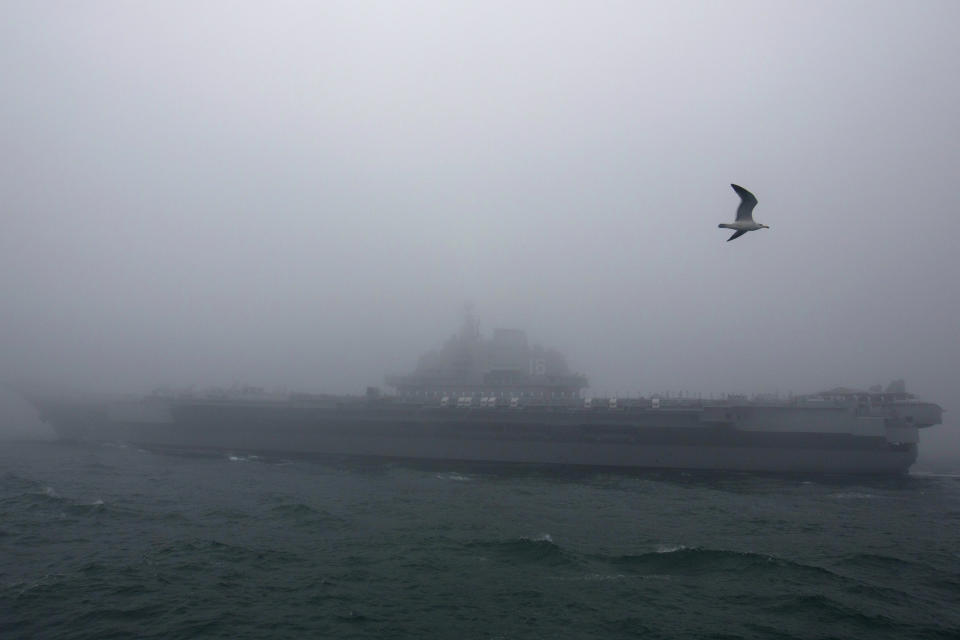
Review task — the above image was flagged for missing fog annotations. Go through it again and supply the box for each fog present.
[1,3,958,457]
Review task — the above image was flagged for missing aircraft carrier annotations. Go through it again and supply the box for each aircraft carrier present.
[32,313,943,474]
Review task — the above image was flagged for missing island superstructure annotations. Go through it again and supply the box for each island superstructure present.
[385,310,587,404]
[31,315,942,474]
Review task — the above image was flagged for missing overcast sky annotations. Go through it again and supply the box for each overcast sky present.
[2,2,958,452]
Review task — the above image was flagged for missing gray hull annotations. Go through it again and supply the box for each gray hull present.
[37,401,923,474]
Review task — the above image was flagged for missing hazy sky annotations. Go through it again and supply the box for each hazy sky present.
[2,1,958,451]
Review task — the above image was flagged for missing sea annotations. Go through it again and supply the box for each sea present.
[2,440,959,640]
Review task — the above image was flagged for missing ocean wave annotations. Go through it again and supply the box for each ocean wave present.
[270,502,321,516]
[576,573,630,581]
[227,454,261,463]
[7,484,70,508]
[59,500,109,517]
[11,572,69,599]
[435,472,472,482]
[1,471,44,491]
[202,506,252,521]
[549,572,659,583]
[606,546,839,581]
[466,534,573,566]
[911,470,960,479]
[831,491,879,499]
[759,593,902,630]
[830,552,945,588]
[6,485,139,522]
[833,552,923,570]
[145,537,303,569]
[269,502,345,529]
[655,544,688,554]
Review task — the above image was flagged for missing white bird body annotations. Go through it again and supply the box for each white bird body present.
[718,219,766,232]
[719,184,768,241]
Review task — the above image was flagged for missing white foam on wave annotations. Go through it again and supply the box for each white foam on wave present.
[43,486,59,498]
[532,533,553,543]
[655,544,688,554]
[436,472,471,482]
[92,499,104,506]
[228,454,262,463]
[912,470,960,478]
[831,492,877,499]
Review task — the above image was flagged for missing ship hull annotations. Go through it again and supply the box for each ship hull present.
[36,401,919,475]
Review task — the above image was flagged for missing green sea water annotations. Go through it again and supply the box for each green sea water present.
[2,440,959,639]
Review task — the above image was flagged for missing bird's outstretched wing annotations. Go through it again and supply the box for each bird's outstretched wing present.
[731,184,758,221]
[727,229,747,242]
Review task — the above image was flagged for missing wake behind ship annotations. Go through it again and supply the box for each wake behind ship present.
[32,314,942,474]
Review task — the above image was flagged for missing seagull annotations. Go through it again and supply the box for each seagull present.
[719,184,768,241]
